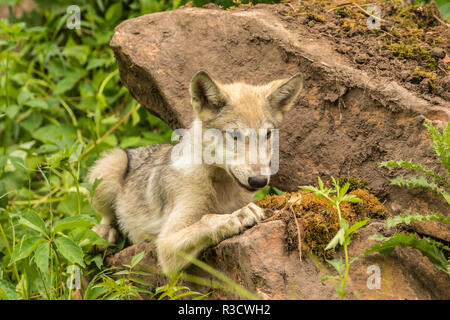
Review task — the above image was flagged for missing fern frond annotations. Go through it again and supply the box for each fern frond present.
[365,232,450,275]
[388,175,443,194]
[385,212,450,229]
[424,121,450,174]
[422,236,450,253]
[378,160,449,188]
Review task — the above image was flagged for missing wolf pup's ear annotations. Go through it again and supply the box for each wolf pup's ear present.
[267,73,303,121]
[190,71,227,121]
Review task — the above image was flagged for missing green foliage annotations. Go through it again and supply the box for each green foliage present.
[0,0,176,300]
[366,232,450,275]
[153,272,208,300]
[253,185,284,201]
[384,212,450,229]
[83,252,207,300]
[300,177,367,299]
[0,0,270,300]
[378,121,450,204]
[371,121,449,276]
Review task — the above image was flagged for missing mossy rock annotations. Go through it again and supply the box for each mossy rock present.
[256,189,389,260]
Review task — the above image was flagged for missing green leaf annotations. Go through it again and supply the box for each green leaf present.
[318,176,324,190]
[320,275,341,282]
[53,215,96,233]
[385,212,450,229]
[342,194,361,203]
[368,234,389,241]
[70,228,111,248]
[17,91,33,106]
[53,77,78,95]
[377,159,448,186]
[105,2,123,25]
[0,279,19,300]
[443,193,450,205]
[299,185,319,193]
[19,211,48,236]
[34,241,50,274]
[62,45,90,65]
[54,236,84,266]
[131,251,145,269]
[365,232,449,275]
[9,236,45,265]
[347,218,370,235]
[325,257,345,277]
[435,0,450,18]
[325,228,345,250]
[388,175,442,194]
[24,99,48,110]
[424,120,449,173]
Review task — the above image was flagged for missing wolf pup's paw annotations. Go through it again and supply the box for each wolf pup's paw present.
[232,202,266,230]
[92,224,117,251]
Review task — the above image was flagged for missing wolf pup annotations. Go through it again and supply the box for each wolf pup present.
[88,71,303,274]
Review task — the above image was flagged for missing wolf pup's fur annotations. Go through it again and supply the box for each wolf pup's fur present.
[88,71,303,274]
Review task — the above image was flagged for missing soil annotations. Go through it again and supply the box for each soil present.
[260,0,450,102]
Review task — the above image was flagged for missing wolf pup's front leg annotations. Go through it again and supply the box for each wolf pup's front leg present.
[156,203,265,274]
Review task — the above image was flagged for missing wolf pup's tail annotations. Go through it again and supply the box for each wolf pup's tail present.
[87,148,128,247]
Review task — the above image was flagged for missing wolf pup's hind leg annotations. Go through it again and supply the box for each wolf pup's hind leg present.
[87,148,128,250]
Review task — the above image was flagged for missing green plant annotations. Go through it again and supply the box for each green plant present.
[368,121,449,276]
[300,177,367,299]
[0,0,176,300]
[84,252,150,300]
[366,213,450,275]
[153,272,208,300]
[84,252,208,300]
[378,121,449,205]
[253,185,284,202]
[0,0,272,300]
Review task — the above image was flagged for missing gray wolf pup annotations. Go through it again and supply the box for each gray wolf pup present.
[88,71,303,274]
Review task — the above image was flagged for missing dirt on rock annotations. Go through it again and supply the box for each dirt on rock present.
[289,0,450,101]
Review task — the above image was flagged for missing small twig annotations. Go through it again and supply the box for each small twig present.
[287,3,296,12]
[353,2,386,23]
[438,65,448,75]
[23,283,66,300]
[291,209,303,262]
[263,201,290,222]
[288,194,303,262]
[326,2,353,13]
[433,14,450,28]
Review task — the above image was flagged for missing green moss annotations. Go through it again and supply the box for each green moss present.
[395,4,438,29]
[256,189,388,259]
[340,18,357,31]
[307,12,325,22]
[411,66,437,83]
[334,7,351,18]
[336,177,369,192]
[391,43,437,70]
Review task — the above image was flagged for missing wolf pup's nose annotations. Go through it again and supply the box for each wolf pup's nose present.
[248,176,268,189]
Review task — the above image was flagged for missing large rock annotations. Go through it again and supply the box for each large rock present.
[106,220,450,299]
[110,4,449,214]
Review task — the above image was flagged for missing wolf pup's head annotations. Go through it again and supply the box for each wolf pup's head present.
[189,71,303,192]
